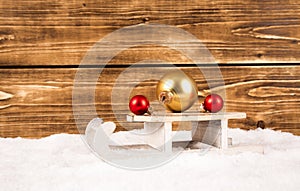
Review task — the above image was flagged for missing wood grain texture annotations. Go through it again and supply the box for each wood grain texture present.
[0,66,299,137]
[0,0,299,138]
[0,0,300,65]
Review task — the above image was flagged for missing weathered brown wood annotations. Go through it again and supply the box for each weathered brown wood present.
[0,66,299,137]
[0,0,299,138]
[0,0,300,65]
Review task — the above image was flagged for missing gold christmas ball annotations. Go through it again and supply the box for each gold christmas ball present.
[156,70,198,112]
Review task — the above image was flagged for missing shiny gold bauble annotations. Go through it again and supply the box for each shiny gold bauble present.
[156,70,198,112]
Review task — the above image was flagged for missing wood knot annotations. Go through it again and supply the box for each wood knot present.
[0,91,13,101]
[0,91,13,110]
[257,120,265,129]
[82,3,86,7]
[143,18,149,23]
[292,40,298,44]
[257,53,263,58]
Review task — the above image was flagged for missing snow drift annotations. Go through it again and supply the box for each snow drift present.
[0,128,299,191]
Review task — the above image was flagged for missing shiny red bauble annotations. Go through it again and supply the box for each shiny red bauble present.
[129,95,150,115]
[203,94,224,113]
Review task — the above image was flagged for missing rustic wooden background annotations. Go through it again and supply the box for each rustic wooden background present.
[0,0,299,138]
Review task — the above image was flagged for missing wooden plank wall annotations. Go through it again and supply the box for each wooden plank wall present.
[0,0,299,137]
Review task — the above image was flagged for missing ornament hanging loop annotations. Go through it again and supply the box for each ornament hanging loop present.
[146,106,154,115]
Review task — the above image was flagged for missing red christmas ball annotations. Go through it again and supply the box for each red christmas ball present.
[129,95,150,115]
[203,94,224,113]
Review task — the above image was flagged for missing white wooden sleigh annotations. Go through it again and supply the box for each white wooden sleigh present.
[85,112,248,154]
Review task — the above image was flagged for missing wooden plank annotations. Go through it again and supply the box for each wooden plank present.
[192,121,222,148]
[126,112,246,122]
[0,0,300,65]
[0,66,299,137]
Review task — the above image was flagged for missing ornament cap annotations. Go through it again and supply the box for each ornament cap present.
[159,91,174,104]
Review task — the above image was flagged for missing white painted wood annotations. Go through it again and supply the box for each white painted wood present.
[228,137,233,146]
[109,130,192,147]
[163,122,172,153]
[144,122,164,151]
[93,122,116,155]
[191,122,198,138]
[192,121,222,148]
[127,112,246,123]
[221,119,228,149]
[85,112,245,156]
[143,122,173,153]
[186,143,264,155]
[172,130,193,142]
[85,118,116,155]
[85,118,103,148]
[126,112,246,151]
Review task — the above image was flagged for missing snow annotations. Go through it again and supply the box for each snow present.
[1,128,300,191]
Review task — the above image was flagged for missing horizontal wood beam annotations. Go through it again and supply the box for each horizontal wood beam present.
[0,0,300,65]
[0,66,299,137]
